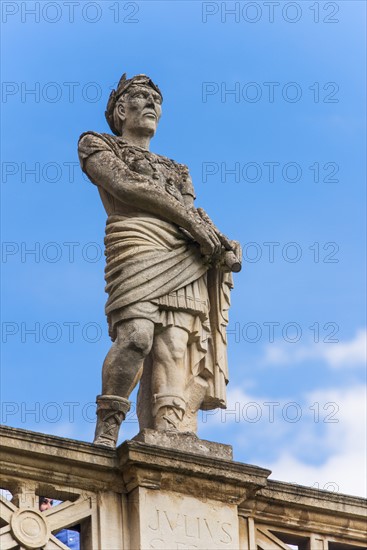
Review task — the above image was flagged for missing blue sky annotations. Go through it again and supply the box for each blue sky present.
[1,1,366,497]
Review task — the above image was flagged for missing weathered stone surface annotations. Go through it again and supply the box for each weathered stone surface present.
[130,488,239,550]
[133,428,233,460]
[0,426,366,550]
[78,73,242,447]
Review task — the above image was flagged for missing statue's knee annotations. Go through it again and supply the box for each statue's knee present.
[128,324,153,356]
[115,320,153,357]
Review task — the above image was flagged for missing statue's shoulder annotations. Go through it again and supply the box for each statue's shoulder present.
[78,131,121,154]
[78,132,123,174]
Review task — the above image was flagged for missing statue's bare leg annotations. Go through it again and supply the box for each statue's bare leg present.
[151,326,189,430]
[94,318,154,447]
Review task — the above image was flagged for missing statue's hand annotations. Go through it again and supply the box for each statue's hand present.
[231,240,242,264]
[188,211,222,256]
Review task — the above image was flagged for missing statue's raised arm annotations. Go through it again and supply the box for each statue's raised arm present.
[78,73,240,448]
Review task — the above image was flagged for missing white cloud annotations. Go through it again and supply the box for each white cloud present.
[199,383,367,498]
[266,385,367,498]
[261,328,366,369]
[323,329,367,368]
[266,450,366,497]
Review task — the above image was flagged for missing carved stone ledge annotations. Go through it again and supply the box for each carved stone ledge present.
[239,479,367,543]
[0,425,123,494]
[117,438,270,504]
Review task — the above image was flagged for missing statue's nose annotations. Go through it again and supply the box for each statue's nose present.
[145,95,155,108]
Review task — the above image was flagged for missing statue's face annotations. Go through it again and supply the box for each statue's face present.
[119,84,162,137]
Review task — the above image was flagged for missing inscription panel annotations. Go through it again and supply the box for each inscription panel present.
[136,488,239,550]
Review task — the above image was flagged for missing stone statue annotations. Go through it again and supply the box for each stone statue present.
[78,74,241,448]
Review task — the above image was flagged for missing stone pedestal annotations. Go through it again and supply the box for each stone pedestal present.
[0,425,366,550]
[120,430,269,550]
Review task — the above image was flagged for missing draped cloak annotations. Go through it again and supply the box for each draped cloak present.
[78,131,232,410]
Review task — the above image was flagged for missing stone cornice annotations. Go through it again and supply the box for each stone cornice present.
[0,425,122,494]
[238,479,367,543]
[118,439,271,503]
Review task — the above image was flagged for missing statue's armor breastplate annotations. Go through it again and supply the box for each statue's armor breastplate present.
[78,132,195,216]
[118,144,187,203]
